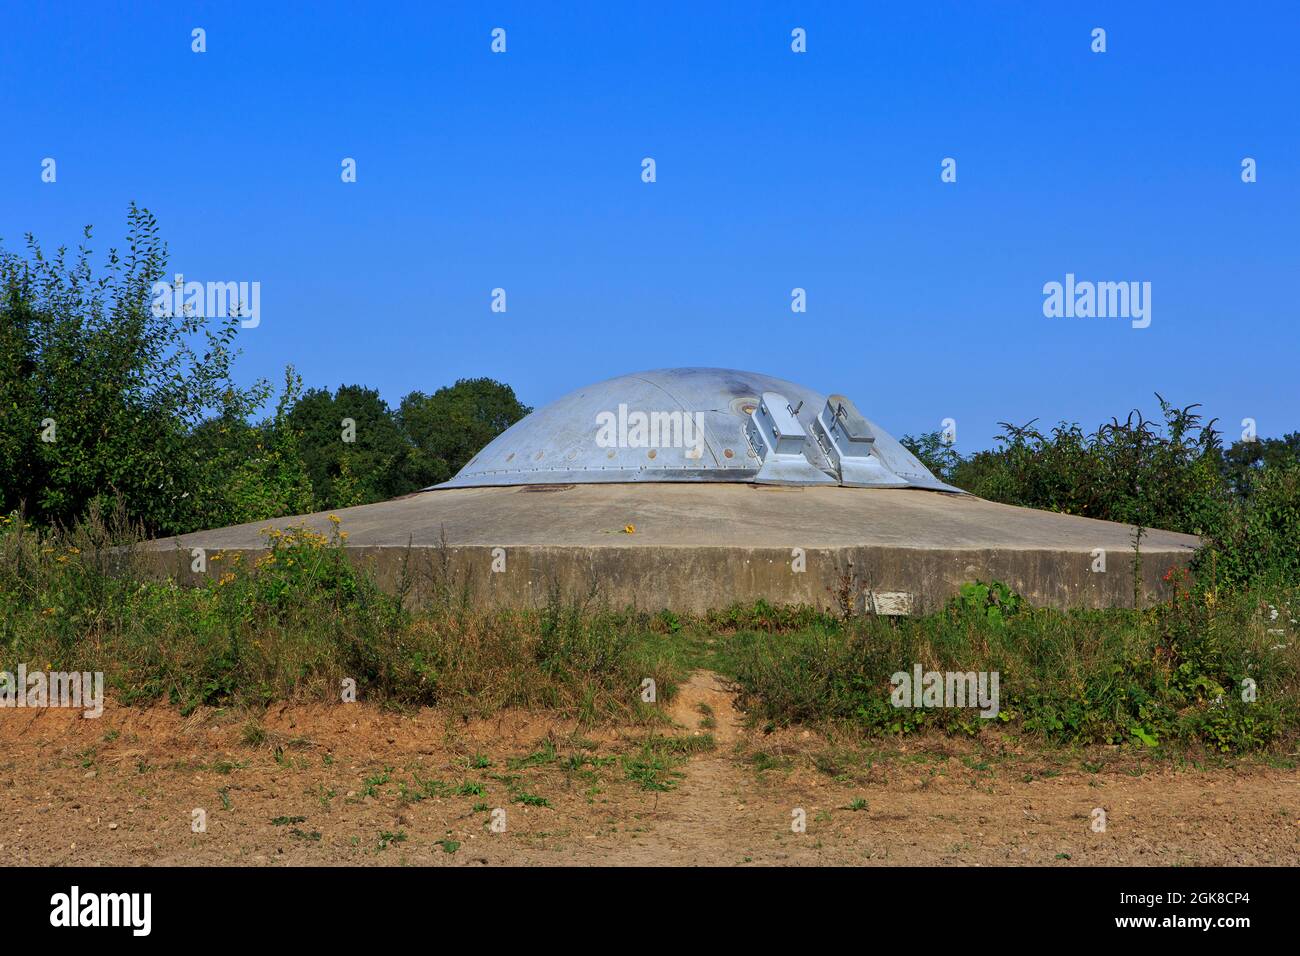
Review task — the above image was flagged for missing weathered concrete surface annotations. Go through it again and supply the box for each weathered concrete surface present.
[145,484,1200,613]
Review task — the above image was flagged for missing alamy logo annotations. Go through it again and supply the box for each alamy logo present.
[150,274,260,328]
[595,404,705,459]
[0,665,104,718]
[50,886,151,936]
[1042,273,1151,329]
[890,665,1000,718]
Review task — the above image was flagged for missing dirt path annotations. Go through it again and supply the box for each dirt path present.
[610,669,760,864]
[2,682,1297,866]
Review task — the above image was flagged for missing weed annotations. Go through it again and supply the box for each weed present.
[511,791,551,807]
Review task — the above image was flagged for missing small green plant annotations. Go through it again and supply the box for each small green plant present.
[749,751,790,773]
[511,791,551,807]
[240,720,267,747]
[653,609,682,633]
[696,702,717,730]
[361,767,392,798]
[622,734,714,791]
[953,580,1023,625]
[508,742,558,769]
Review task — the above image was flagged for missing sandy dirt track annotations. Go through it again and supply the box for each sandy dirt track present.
[2,674,1297,867]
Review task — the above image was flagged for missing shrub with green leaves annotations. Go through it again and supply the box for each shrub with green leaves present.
[2,210,532,535]
[0,512,680,720]
[722,587,1299,753]
[1199,461,1300,590]
[0,206,271,534]
[903,397,1299,591]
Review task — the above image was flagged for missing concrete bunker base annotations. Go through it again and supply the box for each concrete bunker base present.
[147,484,1201,614]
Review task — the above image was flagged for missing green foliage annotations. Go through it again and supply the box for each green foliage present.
[0,206,268,534]
[952,580,1023,627]
[1219,432,1300,498]
[621,734,715,791]
[510,791,551,807]
[2,212,532,535]
[0,512,682,720]
[250,376,531,511]
[398,378,531,487]
[899,430,964,484]
[722,590,1299,753]
[287,384,417,509]
[703,599,831,633]
[1200,462,1300,589]
[949,397,1228,534]
[188,367,317,528]
[909,397,1299,591]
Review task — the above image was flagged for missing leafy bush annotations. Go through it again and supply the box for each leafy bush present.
[1199,462,1300,589]
[952,396,1227,533]
[904,396,1299,590]
[2,211,535,534]
[398,378,532,488]
[0,206,268,534]
[0,512,679,720]
[722,588,1299,753]
[951,580,1023,627]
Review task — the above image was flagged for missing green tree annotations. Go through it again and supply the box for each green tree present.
[0,205,266,534]
[899,431,964,484]
[189,367,316,527]
[287,384,415,509]
[1206,461,1300,588]
[398,378,531,486]
[1218,432,1300,499]
[946,397,1229,537]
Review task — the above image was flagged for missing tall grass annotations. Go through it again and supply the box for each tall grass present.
[720,581,1300,753]
[0,509,679,721]
[4,508,1297,753]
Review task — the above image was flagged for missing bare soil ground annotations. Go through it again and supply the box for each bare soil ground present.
[3,671,1297,867]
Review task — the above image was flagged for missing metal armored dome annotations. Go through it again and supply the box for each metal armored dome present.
[435,367,961,492]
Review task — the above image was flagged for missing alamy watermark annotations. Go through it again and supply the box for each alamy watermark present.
[1,665,104,718]
[1043,273,1150,329]
[150,274,260,328]
[595,404,705,459]
[890,665,1000,718]
[50,886,150,936]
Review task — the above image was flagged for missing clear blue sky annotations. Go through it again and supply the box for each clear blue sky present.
[3,1,1296,450]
